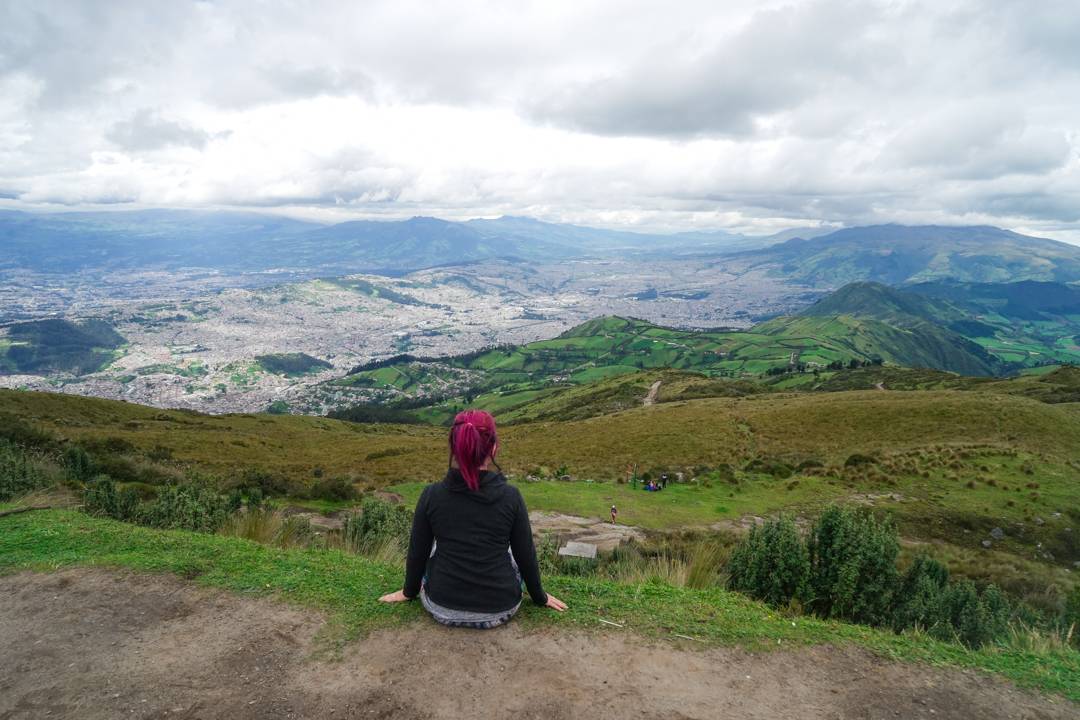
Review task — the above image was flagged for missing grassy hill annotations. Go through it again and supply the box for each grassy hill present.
[4,382,1079,544]
[332,313,966,421]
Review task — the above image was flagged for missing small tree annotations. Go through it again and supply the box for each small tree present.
[892,554,949,632]
[807,506,899,626]
[727,515,810,607]
[933,580,1009,649]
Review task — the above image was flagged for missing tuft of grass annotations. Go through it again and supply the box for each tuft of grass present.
[1,509,1077,702]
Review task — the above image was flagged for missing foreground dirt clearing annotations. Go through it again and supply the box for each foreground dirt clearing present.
[0,569,1073,720]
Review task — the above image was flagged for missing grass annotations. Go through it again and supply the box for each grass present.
[390,477,846,530]
[1,509,1077,702]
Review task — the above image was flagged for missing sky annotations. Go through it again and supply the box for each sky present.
[1,0,1080,241]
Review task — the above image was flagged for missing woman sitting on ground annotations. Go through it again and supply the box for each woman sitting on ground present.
[379,409,567,628]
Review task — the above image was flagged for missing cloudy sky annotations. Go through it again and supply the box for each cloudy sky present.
[2,0,1079,240]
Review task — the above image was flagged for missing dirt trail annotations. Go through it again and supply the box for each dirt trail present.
[1,569,1074,720]
[643,379,662,406]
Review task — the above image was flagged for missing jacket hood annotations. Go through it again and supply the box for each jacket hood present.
[442,468,507,504]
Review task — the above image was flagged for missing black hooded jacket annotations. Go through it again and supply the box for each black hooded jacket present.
[402,469,547,613]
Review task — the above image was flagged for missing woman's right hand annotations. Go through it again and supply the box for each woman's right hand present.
[545,593,568,612]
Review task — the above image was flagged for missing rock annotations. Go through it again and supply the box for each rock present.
[990,527,1005,540]
[1034,516,1045,526]
[1073,561,1080,569]
[981,540,992,548]
[558,541,598,559]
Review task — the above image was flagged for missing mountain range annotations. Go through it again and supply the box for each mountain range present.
[6,209,1079,282]
[0,209,803,275]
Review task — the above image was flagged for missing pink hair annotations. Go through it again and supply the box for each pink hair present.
[450,409,498,491]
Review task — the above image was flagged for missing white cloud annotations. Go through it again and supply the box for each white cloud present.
[0,0,1079,240]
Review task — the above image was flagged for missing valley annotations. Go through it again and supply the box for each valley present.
[0,258,813,413]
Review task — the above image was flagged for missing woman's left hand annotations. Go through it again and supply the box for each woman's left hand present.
[379,589,410,603]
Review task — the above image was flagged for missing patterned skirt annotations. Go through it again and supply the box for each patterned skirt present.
[420,587,521,629]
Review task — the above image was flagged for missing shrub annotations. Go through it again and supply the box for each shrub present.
[137,481,234,532]
[933,580,1010,649]
[891,554,949,632]
[727,516,810,607]
[1065,585,1080,645]
[844,453,877,468]
[807,506,898,626]
[233,467,292,496]
[0,440,53,501]
[63,445,94,481]
[83,475,140,522]
[0,412,55,450]
[309,476,359,502]
[343,496,412,552]
[744,458,793,478]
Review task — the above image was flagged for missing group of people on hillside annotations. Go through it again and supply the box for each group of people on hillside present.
[640,472,670,492]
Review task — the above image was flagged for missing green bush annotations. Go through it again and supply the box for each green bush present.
[83,475,140,522]
[137,482,234,532]
[932,580,1010,649]
[727,516,809,607]
[343,496,412,552]
[807,506,898,626]
[844,453,877,468]
[0,411,55,450]
[63,446,94,481]
[1063,584,1080,645]
[309,476,359,502]
[0,439,52,501]
[891,554,949,632]
[743,458,794,478]
[233,467,294,496]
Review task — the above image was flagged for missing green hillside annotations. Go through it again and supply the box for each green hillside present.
[3,381,1079,630]
[0,319,126,376]
[332,296,1040,421]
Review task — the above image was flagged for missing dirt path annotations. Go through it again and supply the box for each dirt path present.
[1,569,1074,720]
[643,379,662,406]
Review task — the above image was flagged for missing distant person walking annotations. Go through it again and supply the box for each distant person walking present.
[379,409,567,628]
[660,473,669,489]
[610,504,618,524]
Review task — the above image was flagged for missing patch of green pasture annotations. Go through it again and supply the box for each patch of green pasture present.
[389,476,846,530]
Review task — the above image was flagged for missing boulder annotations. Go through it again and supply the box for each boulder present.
[558,541,598,559]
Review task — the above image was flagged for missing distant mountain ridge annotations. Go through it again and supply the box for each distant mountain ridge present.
[737,224,1080,285]
[0,209,784,275]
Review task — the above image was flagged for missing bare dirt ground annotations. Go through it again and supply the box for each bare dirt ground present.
[643,380,662,406]
[1,568,1074,720]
